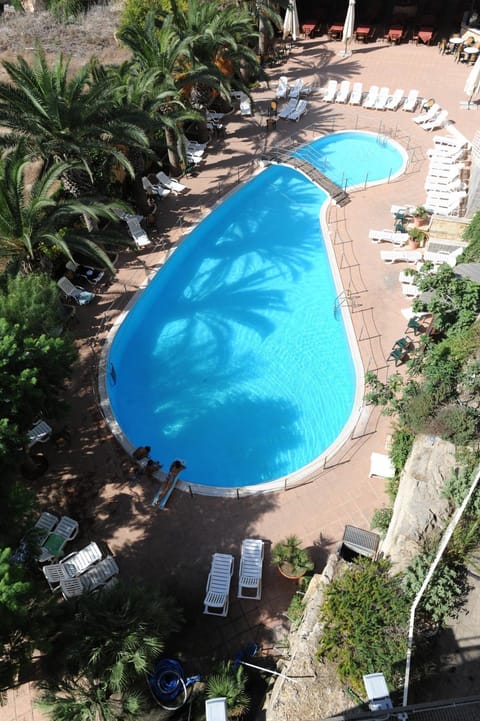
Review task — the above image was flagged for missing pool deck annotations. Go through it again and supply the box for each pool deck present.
[8,36,480,721]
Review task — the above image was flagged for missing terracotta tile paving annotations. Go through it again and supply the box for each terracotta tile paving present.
[4,35,480,721]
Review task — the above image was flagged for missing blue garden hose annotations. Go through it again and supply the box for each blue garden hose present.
[148,658,200,710]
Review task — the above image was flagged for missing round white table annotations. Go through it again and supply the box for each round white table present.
[464,46,479,54]
[449,37,464,44]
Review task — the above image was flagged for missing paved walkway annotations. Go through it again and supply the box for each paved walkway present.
[3,35,480,721]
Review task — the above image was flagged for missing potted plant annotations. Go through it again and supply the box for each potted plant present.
[407,226,427,249]
[412,205,430,227]
[271,535,314,580]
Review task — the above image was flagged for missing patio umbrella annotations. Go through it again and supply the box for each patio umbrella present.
[283,0,300,41]
[464,55,480,106]
[342,0,356,56]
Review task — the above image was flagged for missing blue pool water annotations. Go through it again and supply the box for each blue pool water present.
[106,132,405,488]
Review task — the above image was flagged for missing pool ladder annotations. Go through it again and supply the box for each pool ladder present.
[334,290,355,316]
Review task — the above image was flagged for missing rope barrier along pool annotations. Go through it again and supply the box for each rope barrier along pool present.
[148,658,200,710]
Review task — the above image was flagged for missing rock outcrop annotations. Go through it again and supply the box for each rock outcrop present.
[380,434,457,572]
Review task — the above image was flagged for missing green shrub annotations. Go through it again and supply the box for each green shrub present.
[371,507,393,537]
[461,211,480,262]
[47,0,96,21]
[206,662,250,719]
[318,557,408,694]
[389,427,414,473]
[428,404,479,446]
[118,0,172,34]
[402,551,471,627]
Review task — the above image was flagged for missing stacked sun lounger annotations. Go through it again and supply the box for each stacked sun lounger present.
[369,229,409,245]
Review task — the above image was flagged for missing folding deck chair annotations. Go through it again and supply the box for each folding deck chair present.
[27,420,53,448]
[237,539,264,600]
[203,553,234,616]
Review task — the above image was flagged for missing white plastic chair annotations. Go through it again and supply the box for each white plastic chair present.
[205,698,227,721]
[43,542,103,590]
[203,553,234,616]
[57,276,95,305]
[238,539,264,600]
[239,94,252,116]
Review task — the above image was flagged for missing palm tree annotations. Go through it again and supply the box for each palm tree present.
[0,144,123,273]
[39,583,183,721]
[168,0,260,106]
[117,13,214,174]
[0,45,150,197]
[241,0,283,57]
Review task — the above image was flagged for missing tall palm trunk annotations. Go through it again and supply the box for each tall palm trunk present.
[164,127,183,177]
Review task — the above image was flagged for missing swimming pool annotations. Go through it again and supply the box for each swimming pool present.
[102,131,405,492]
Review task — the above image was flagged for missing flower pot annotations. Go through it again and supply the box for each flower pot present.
[408,238,420,249]
[413,216,427,227]
[277,563,307,581]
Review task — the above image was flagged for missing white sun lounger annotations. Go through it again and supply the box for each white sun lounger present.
[27,420,53,448]
[363,85,379,109]
[374,86,390,110]
[422,109,449,132]
[380,250,422,264]
[239,94,252,116]
[369,452,395,479]
[278,97,298,119]
[413,102,441,125]
[276,75,289,99]
[288,98,308,121]
[141,176,171,198]
[401,283,420,297]
[155,171,189,194]
[60,556,119,600]
[126,217,151,249]
[289,78,305,99]
[237,539,264,600]
[385,88,404,111]
[402,89,419,112]
[42,542,103,590]
[335,80,350,103]
[323,79,338,102]
[38,516,79,563]
[424,247,463,267]
[205,698,228,721]
[203,553,234,616]
[349,82,363,105]
[369,229,409,245]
